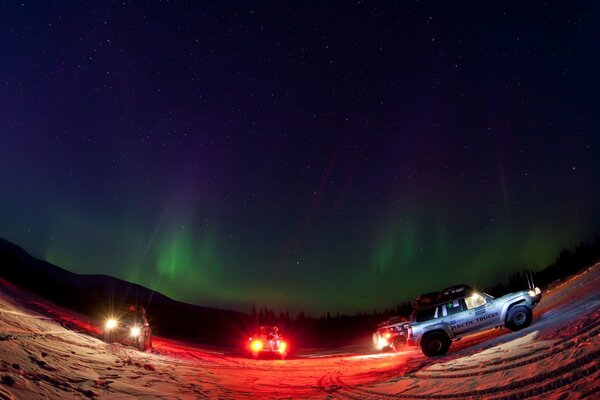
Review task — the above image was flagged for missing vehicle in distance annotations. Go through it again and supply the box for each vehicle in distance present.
[372,316,409,351]
[407,284,541,357]
[103,305,152,351]
[247,326,288,359]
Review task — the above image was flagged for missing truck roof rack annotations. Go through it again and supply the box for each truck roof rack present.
[441,284,471,300]
[412,285,473,310]
[378,316,407,327]
[412,291,443,309]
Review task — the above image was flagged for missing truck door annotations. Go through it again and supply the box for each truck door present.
[463,293,500,332]
[478,294,501,327]
[446,298,472,335]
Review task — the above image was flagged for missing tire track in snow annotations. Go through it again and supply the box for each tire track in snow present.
[412,312,600,379]
[332,348,600,399]
[0,309,52,319]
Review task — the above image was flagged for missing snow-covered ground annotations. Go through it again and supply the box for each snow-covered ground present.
[0,263,599,399]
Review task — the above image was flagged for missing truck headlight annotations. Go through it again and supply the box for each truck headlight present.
[105,318,118,331]
[376,337,389,349]
[130,326,141,337]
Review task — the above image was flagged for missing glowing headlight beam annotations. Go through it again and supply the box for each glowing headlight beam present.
[130,326,141,337]
[105,318,118,330]
[375,337,389,349]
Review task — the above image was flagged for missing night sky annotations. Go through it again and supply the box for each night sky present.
[1,1,599,314]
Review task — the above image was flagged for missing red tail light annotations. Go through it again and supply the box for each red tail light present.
[251,340,264,352]
[278,341,287,353]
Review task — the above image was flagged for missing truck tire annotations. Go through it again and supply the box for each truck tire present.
[372,333,379,346]
[505,305,532,331]
[137,333,149,351]
[139,333,152,351]
[421,332,451,357]
[392,336,406,351]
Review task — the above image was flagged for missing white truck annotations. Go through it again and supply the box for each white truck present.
[407,284,541,356]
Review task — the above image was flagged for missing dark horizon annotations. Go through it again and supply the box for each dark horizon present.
[1,233,598,319]
[1,1,599,314]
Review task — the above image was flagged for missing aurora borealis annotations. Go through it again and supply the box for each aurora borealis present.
[1,1,599,314]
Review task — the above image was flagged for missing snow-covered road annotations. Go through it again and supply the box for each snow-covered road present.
[0,264,599,399]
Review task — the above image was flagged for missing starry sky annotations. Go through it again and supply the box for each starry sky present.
[1,1,599,314]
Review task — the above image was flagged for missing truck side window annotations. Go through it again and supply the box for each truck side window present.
[465,293,486,309]
[446,299,463,315]
[416,306,437,322]
[441,305,448,317]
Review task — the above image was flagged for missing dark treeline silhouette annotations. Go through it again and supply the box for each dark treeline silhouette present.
[1,235,599,350]
[245,303,413,348]
[484,235,600,297]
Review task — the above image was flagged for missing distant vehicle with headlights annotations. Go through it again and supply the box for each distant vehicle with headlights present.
[103,305,152,351]
[372,316,409,351]
[407,284,541,357]
[246,326,288,359]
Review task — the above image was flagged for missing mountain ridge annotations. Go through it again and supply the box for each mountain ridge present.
[0,237,248,345]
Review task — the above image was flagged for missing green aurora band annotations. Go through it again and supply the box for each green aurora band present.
[33,203,586,315]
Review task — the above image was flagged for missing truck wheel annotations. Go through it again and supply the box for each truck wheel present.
[139,333,152,351]
[372,333,379,346]
[146,333,153,350]
[137,335,146,351]
[392,336,406,351]
[421,332,450,357]
[505,305,532,331]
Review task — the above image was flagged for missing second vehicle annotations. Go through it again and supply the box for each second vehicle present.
[247,326,288,359]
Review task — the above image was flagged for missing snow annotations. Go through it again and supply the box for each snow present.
[0,264,599,399]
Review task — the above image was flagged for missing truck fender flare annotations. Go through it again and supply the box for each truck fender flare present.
[500,299,526,322]
[419,323,454,342]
